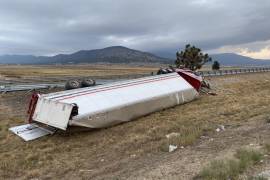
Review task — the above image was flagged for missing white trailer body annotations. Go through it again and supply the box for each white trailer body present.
[32,72,199,130]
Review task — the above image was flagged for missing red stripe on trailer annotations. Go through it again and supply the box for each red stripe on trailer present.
[175,69,202,91]
[177,72,201,91]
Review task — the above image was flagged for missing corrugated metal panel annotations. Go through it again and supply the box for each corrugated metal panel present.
[33,99,74,130]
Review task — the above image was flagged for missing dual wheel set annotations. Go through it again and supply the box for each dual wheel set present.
[65,78,96,90]
[156,67,175,75]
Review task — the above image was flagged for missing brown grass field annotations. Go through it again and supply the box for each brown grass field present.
[0,64,158,79]
[0,65,270,179]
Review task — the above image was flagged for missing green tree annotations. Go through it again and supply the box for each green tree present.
[212,61,220,70]
[175,44,212,71]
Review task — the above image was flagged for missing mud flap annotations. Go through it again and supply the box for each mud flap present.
[9,123,56,141]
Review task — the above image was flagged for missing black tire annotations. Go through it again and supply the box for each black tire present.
[157,68,163,75]
[157,68,167,75]
[162,69,168,74]
[81,78,96,87]
[65,79,81,90]
[166,68,174,73]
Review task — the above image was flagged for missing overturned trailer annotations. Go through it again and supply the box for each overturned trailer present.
[10,69,203,141]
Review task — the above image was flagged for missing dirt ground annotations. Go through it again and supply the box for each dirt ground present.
[0,72,270,180]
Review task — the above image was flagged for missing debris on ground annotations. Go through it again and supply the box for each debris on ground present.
[257,170,270,179]
[79,169,93,172]
[169,145,178,152]
[216,125,225,132]
[200,135,208,139]
[218,125,225,131]
[200,79,218,96]
[9,123,56,141]
[207,92,218,96]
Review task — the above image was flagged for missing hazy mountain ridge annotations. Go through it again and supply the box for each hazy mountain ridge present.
[211,53,270,66]
[0,46,269,66]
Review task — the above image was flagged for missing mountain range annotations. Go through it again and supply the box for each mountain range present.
[0,46,269,66]
[210,53,270,66]
[0,46,168,65]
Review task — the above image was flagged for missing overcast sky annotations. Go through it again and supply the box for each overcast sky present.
[0,0,270,59]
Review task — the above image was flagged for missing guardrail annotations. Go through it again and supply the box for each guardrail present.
[1,67,269,93]
[198,67,270,77]
[0,78,132,93]
[0,83,65,93]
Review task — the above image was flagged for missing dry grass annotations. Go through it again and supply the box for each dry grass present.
[0,72,270,179]
[251,177,268,180]
[0,64,158,78]
[197,148,263,180]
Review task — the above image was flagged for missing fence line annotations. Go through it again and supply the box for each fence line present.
[198,67,270,77]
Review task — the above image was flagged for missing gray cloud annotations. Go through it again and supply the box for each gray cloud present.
[0,0,270,57]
